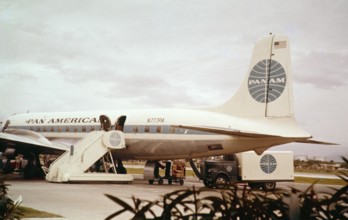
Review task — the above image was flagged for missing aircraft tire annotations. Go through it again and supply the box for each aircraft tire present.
[117,166,127,174]
[2,161,14,174]
[23,163,36,179]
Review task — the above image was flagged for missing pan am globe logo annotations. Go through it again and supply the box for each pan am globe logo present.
[248,59,286,103]
[260,154,277,174]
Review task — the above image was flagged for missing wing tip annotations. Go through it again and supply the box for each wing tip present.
[296,139,339,145]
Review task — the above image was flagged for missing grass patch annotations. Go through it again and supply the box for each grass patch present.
[295,169,341,175]
[294,176,346,186]
[125,168,144,174]
[17,206,63,218]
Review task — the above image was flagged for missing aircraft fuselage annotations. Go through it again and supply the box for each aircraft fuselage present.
[2,108,302,160]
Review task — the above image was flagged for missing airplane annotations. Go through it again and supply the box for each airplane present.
[0,34,334,179]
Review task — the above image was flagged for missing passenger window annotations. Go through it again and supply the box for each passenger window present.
[50,127,54,132]
[74,127,78,133]
[36,127,40,132]
[170,127,175,133]
[156,126,162,133]
[144,126,150,133]
[133,126,138,133]
[66,126,70,132]
[90,126,95,132]
[82,126,86,132]
[58,127,62,132]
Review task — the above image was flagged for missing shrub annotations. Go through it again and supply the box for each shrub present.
[294,157,348,220]
[106,157,348,220]
[106,186,290,220]
[0,177,22,220]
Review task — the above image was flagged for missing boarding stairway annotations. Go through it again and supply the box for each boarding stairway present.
[45,130,133,183]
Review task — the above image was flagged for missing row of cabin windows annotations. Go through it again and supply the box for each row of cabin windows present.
[29,126,180,134]
[132,126,176,134]
[30,126,94,133]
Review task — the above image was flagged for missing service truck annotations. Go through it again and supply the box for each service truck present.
[199,151,294,190]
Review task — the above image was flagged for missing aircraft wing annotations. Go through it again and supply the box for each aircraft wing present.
[171,125,281,138]
[294,139,338,145]
[0,129,68,155]
[172,125,338,145]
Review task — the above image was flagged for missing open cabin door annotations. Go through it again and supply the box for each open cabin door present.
[99,115,127,131]
[115,115,126,131]
[99,115,112,131]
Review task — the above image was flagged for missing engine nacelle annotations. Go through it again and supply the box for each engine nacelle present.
[4,147,15,158]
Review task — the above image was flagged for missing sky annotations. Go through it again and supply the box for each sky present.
[0,0,347,160]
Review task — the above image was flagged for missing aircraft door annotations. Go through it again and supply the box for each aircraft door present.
[99,115,111,131]
[115,115,127,131]
[1,120,10,132]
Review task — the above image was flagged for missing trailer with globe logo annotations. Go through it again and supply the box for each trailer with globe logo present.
[199,151,294,190]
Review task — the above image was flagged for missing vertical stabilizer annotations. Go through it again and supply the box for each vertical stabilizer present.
[213,34,293,118]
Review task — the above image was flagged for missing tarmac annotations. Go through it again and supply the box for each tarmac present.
[6,175,338,220]
[7,175,203,219]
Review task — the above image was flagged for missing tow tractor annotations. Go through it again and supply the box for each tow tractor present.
[190,151,294,190]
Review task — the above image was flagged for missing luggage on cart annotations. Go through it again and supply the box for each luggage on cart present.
[144,160,186,185]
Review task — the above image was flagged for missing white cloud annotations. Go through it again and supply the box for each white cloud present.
[293,51,348,89]
[0,0,348,157]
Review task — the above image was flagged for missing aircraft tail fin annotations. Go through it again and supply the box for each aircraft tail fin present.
[213,34,293,118]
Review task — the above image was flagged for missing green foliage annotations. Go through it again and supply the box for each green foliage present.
[106,185,290,219]
[294,157,348,220]
[0,177,22,220]
[105,194,161,220]
[106,157,348,220]
[16,207,62,218]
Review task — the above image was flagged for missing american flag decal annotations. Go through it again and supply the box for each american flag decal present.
[274,41,286,49]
